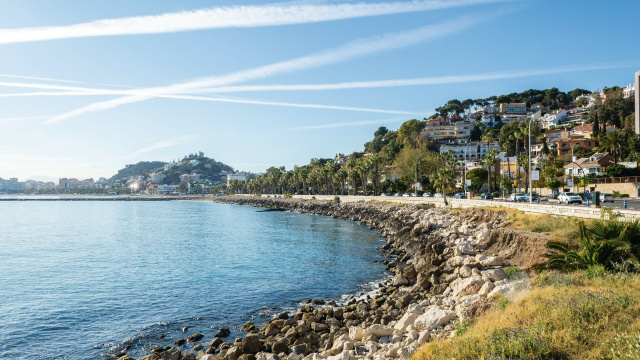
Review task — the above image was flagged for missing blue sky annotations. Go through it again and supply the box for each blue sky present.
[0,0,638,180]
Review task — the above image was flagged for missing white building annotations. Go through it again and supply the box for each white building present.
[624,83,636,99]
[157,185,178,195]
[440,142,501,161]
[541,111,567,129]
[481,113,496,125]
[227,172,248,185]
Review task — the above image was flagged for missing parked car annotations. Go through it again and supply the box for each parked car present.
[395,193,403,197]
[454,193,465,199]
[434,193,444,198]
[480,192,493,200]
[402,193,411,197]
[600,193,614,203]
[558,192,583,204]
[523,193,540,201]
[422,192,433,197]
[510,193,527,202]
[381,192,389,197]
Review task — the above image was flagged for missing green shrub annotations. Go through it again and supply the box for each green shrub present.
[531,224,552,233]
[333,195,340,202]
[613,193,630,198]
[455,319,471,336]
[504,266,522,279]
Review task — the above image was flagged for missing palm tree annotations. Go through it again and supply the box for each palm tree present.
[432,168,456,206]
[336,169,348,195]
[534,221,639,272]
[366,154,382,196]
[599,130,622,165]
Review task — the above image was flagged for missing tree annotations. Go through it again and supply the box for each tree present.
[599,130,623,164]
[592,112,600,139]
[432,168,456,206]
[397,119,426,148]
[466,168,488,193]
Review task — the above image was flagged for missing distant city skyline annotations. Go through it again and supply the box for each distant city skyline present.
[1,0,639,180]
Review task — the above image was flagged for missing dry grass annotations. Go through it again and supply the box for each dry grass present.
[412,272,640,360]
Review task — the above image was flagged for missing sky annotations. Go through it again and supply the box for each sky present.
[0,0,639,181]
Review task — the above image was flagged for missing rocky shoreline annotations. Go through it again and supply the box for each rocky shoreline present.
[120,196,536,360]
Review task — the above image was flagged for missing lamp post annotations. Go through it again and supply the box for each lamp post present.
[528,118,533,203]
[570,142,579,192]
[464,143,471,195]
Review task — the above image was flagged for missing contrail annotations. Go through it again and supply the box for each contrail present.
[194,64,631,93]
[0,0,513,45]
[44,14,490,123]
[128,135,197,157]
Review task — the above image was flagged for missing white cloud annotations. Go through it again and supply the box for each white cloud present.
[0,0,512,45]
[128,135,197,158]
[0,115,51,123]
[43,14,489,123]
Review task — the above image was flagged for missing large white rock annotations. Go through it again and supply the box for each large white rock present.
[450,277,484,296]
[394,311,421,331]
[331,334,353,355]
[476,254,503,267]
[362,324,394,338]
[454,242,476,256]
[327,350,353,360]
[478,281,495,296]
[458,266,473,278]
[414,306,456,331]
[483,269,506,281]
[348,327,363,341]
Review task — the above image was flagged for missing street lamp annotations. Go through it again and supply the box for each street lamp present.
[528,118,533,204]
[570,142,579,192]
[464,143,472,195]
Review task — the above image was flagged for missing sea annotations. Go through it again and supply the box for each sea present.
[0,200,386,360]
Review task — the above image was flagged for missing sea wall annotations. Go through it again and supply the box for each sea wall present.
[125,197,542,360]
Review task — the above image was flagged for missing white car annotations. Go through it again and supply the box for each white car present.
[600,193,614,203]
[558,192,583,204]
[510,193,527,202]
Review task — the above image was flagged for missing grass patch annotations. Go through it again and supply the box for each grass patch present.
[412,272,640,360]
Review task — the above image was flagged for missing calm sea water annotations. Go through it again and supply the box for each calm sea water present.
[0,201,385,360]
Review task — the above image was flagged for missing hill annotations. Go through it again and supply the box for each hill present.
[109,152,236,185]
[109,161,166,182]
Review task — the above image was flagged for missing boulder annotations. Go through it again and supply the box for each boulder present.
[348,327,364,341]
[478,281,495,296]
[263,323,279,336]
[215,328,231,338]
[362,324,394,338]
[476,254,503,267]
[242,334,262,354]
[415,331,431,346]
[450,277,484,297]
[327,350,353,360]
[242,321,256,331]
[187,333,204,342]
[394,311,421,332]
[483,269,506,282]
[414,307,455,331]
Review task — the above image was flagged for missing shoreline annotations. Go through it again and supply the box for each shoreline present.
[126,196,527,360]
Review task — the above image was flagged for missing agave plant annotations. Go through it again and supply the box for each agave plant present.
[534,221,639,272]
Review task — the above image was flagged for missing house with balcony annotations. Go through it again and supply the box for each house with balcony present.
[439,142,501,161]
[563,153,611,176]
[422,118,474,141]
[556,136,596,156]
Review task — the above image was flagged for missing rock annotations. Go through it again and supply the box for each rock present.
[276,311,290,320]
[458,266,473,278]
[327,350,353,360]
[478,281,495,296]
[242,334,262,354]
[199,355,217,360]
[159,349,180,360]
[271,341,289,354]
[450,277,484,296]
[394,311,421,332]
[476,254,503,267]
[188,333,204,342]
[174,338,186,346]
[292,344,309,356]
[362,324,394,338]
[415,331,431,346]
[264,323,280,336]
[483,269,506,282]
[311,322,329,332]
[348,326,364,341]
[210,337,223,348]
[242,321,256,331]
[414,307,456,331]
[215,328,231,338]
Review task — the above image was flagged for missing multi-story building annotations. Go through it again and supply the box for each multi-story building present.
[556,136,596,156]
[564,153,611,176]
[439,142,501,161]
[179,173,202,183]
[624,83,636,99]
[500,103,527,115]
[0,177,24,193]
[227,172,248,185]
[541,110,567,129]
[421,118,473,140]
[481,113,496,125]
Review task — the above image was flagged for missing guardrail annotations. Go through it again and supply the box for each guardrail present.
[591,176,640,184]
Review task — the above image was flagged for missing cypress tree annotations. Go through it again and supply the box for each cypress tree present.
[592,112,600,139]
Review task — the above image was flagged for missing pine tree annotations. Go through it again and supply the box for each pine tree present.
[593,112,600,139]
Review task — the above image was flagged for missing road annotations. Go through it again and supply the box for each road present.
[461,197,640,210]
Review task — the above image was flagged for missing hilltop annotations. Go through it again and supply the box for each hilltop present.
[109,152,235,185]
